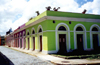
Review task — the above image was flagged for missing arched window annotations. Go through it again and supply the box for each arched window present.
[18,34,19,37]
[32,30,35,34]
[23,32,25,36]
[27,32,29,35]
[76,27,83,31]
[39,28,42,32]
[58,26,66,31]
[92,27,98,31]
[20,33,22,37]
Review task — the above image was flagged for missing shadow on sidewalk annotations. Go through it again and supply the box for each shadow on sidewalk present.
[0,52,14,65]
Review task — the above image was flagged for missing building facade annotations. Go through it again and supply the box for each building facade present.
[5,11,100,54]
[0,36,5,45]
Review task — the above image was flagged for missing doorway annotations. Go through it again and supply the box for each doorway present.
[58,34,67,54]
[28,38,30,50]
[93,34,99,50]
[20,39,22,48]
[24,38,26,49]
[18,39,19,47]
[33,37,35,50]
[39,35,42,52]
[77,34,84,50]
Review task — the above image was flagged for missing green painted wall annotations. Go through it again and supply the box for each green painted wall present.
[26,11,47,26]
[47,32,56,51]
[25,19,100,52]
[46,19,100,51]
[25,20,48,51]
[24,10,100,52]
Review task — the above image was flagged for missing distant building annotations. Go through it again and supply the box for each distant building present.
[0,36,5,45]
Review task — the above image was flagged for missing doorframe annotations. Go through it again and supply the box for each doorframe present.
[26,30,30,50]
[74,24,87,50]
[56,23,70,52]
[37,25,43,52]
[76,34,84,50]
[58,33,67,52]
[31,27,35,50]
[31,35,35,50]
[90,24,100,49]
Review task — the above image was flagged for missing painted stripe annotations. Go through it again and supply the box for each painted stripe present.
[46,16,100,22]
[9,16,100,35]
[12,30,100,38]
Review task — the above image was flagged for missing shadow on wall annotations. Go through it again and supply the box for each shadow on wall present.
[0,52,14,65]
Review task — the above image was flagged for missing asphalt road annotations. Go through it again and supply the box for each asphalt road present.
[0,46,54,65]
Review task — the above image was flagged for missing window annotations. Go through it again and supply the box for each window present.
[32,30,35,34]
[76,27,83,31]
[27,32,29,35]
[58,26,66,31]
[39,28,42,32]
[92,27,98,31]
[20,33,22,37]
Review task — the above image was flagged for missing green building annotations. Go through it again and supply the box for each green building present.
[5,11,100,54]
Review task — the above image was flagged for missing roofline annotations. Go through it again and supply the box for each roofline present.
[11,16,100,35]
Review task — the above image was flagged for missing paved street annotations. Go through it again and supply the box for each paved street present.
[0,46,54,65]
[0,52,14,65]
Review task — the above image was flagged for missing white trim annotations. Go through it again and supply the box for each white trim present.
[35,49,39,51]
[42,50,57,54]
[29,48,33,51]
[37,25,43,33]
[74,24,87,50]
[37,25,43,52]
[31,35,35,50]
[13,16,100,34]
[25,48,28,50]
[31,27,35,34]
[46,16,100,22]
[90,24,100,49]
[55,23,70,53]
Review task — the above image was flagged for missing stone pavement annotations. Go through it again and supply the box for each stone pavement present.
[0,46,54,65]
[4,46,100,65]
[0,52,14,65]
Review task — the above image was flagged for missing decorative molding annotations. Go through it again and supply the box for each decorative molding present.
[13,16,100,34]
[55,23,70,52]
[37,25,43,52]
[31,27,35,35]
[46,16,100,22]
[74,24,87,50]
[90,24,100,49]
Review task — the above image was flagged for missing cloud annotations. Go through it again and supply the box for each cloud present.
[0,0,100,36]
[80,0,100,14]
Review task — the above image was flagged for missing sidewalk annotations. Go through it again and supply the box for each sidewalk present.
[7,46,100,65]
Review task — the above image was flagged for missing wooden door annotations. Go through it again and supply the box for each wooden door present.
[93,34,99,50]
[28,38,30,50]
[24,38,26,49]
[77,34,84,50]
[18,39,19,47]
[59,34,67,53]
[40,35,42,51]
[33,37,35,50]
[20,39,22,48]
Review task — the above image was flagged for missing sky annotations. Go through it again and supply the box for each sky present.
[0,0,100,36]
